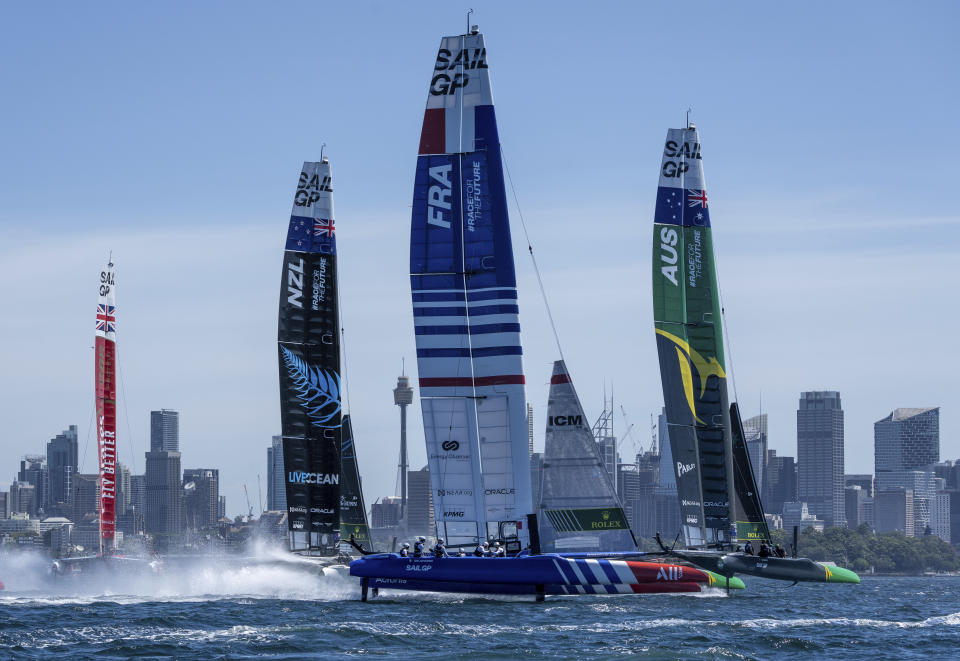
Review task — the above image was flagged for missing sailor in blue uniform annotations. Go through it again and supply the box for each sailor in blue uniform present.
[399,542,410,557]
[474,542,485,557]
[494,541,506,557]
[434,538,448,558]
[413,537,425,557]
[482,541,493,557]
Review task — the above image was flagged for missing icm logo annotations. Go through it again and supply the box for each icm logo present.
[676,461,695,477]
[288,471,340,485]
[441,440,460,451]
[426,164,453,229]
[660,227,679,286]
[548,415,582,427]
[443,511,465,518]
[287,257,305,308]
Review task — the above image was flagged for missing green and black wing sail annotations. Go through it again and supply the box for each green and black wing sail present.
[730,403,771,543]
[651,125,735,548]
[339,414,371,547]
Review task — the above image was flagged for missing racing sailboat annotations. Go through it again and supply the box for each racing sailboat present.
[538,360,636,552]
[349,26,747,601]
[95,260,119,555]
[277,158,344,557]
[651,122,858,584]
[409,24,532,549]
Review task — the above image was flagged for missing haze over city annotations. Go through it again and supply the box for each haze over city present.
[1,1,956,517]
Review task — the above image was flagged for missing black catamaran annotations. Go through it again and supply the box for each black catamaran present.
[278,157,369,557]
[651,123,859,584]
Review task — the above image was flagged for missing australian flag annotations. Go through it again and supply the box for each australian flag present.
[654,187,684,226]
[285,215,336,255]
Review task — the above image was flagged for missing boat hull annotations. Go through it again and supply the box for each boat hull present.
[672,550,860,583]
[350,553,739,595]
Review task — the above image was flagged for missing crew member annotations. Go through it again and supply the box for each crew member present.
[413,537,425,557]
[743,541,754,555]
[482,541,492,557]
[774,544,787,558]
[399,542,410,557]
[758,543,771,558]
[474,542,485,557]
[434,538,448,558]
[494,541,506,557]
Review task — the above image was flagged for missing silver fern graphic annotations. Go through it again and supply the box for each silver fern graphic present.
[280,346,341,427]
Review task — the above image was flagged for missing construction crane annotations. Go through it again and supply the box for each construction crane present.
[618,405,638,457]
[243,484,253,518]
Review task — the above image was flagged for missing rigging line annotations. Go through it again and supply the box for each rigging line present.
[500,146,565,364]
[115,337,138,475]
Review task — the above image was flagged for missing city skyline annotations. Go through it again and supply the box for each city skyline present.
[1,3,957,515]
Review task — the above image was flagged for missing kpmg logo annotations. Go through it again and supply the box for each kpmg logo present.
[288,471,340,485]
[441,440,460,451]
[677,462,696,477]
[443,511,465,518]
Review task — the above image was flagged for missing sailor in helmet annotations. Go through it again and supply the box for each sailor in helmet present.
[494,541,506,557]
[413,537,425,557]
[482,541,493,557]
[399,542,410,557]
[434,538,448,558]
[474,541,485,557]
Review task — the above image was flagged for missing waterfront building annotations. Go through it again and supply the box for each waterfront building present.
[46,425,78,516]
[9,482,36,517]
[371,496,402,529]
[743,413,768,495]
[875,487,914,536]
[782,501,825,533]
[266,435,286,511]
[875,470,938,535]
[183,468,219,530]
[145,450,183,539]
[71,473,98,523]
[930,490,951,543]
[845,485,868,528]
[874,407,939,473]
[406,466,433,538]
[17,456,49,516]
[764,450,797,516]
[797,391,845,527]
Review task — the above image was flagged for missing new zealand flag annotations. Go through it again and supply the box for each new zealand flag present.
[285,215,336,255]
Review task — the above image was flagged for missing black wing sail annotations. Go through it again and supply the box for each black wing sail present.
[278,160,341,553]
[339,414,371,547]
[730,402,771,544]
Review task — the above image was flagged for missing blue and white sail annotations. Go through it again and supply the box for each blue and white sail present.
[410,26,532,546]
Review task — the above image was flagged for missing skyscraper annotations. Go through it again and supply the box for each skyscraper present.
[18,456,49,516]
[874,408,939,473]
[145,450,183,539]
[267,435,286,511]
[183,468,219,530]
[46,425,78,516]
[797,391,845,527]
[743,414,768,497]
[150,409,180,452]
[406,466,433,537]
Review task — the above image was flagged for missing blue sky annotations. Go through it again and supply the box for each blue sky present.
[1,2,957,516]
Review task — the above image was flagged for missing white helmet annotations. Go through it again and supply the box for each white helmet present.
[437,538,444,545]
[402,542,410,548]
[482,541,490,547]
[419,536,426,542]
[495,541,501,547]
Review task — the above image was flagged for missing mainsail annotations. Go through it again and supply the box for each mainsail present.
[538,360,636,551]
[95,261,118,553]
[410,27,533,546]
[278,160,341,553]
[652,124,735,548]
[339,414,371,547]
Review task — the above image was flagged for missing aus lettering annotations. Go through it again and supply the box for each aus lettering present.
[659,227,679,286]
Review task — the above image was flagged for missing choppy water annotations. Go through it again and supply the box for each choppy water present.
[0,551,957,660]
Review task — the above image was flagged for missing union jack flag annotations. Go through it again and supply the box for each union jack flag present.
[96,304,116,333]
[314,219,335,237]
[687,189,708,208]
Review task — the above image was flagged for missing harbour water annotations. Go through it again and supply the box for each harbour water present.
[0,552,957,660]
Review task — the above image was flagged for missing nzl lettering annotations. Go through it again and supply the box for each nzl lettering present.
[659,227,679,286]
[430,47,487,96]
[426,164,453,229]
[287,258,304,308]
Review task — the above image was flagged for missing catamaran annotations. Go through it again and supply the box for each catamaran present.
[650,122,859,584]
[348,26,743,600]
[277,157,369,565]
